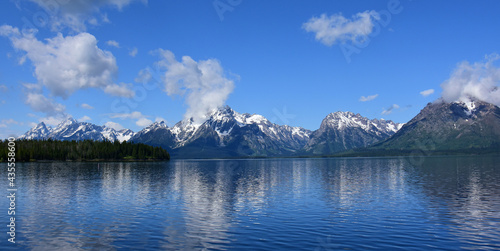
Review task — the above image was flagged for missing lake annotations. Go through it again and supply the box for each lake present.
[2,156,500,250]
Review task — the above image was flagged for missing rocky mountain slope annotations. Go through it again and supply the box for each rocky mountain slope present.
[130,106,312,158]
[302,111,403,155]
[18,118,134,142]
[19,106,409,158]
[370,100,500,152]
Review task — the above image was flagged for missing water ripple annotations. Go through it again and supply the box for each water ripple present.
[1,156,499,250]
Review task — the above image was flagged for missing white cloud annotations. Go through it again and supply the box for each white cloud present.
[1,119,20,125]
[28,0,146,32]
[136,117,153,127]
[104,121,124,130]
[0,118,21,129]
[25,92,66,115]
[109,111,153,127]
[420,89,435,97]
[156,49,236,123]
[81,103,94,109]
[107,40,120,48]
[22,83,42,91]
[302,11,380,46]
[441,54,500,106]
[78,115,91,122]
[0,84,8,92]
[359,94,378,102]
[103,83,135,97]
[135,68,152,83]
[40,115,68,126]
[382,104,400,115]
[129,47,138,57]
[102,13,110,23]
[155,116,166,123]
[109,111,145,120]
[0,25,134,98]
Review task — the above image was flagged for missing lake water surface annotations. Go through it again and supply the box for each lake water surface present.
[2,156,500,250]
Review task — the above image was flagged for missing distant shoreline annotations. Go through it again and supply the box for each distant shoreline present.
[1,159,170,163]
[167,150,500,160]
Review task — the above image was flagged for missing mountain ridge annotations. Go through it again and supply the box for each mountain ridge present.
[369,99,500,151]
[301,111,402,155]
[19,118,134,143]
[18,105,425,158]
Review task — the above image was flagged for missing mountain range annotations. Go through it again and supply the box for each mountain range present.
[18,118,134,143]
[19,100,500,158]
[18,106,402,158]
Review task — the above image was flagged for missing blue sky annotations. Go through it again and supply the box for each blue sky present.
[1,0,500,138]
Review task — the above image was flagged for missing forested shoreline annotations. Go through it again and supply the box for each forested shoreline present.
[0,139,170,162]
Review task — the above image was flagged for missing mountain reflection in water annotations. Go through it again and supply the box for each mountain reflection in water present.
[3,156,499,250]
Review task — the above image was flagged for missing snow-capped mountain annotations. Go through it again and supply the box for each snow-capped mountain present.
[19,122,53,140]
[130,106,312,158]
[18,118,134,142]
[130,120,176,148]
[19,106,406,158]
[302,111,403,155]
[370,99,500,152]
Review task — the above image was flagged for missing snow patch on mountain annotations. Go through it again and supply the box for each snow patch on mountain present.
[322,111,402,136]
[18,118,134,142]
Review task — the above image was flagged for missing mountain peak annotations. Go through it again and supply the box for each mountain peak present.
[372,99,500,151]
[58,117,78,127]
[208,105,236,118]
[330,111,356,116]
[18,121,53,140]
[34,121,49,130]
[322,111,366,130]
[150,120,168,128]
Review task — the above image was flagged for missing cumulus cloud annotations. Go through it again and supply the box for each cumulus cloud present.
[104,121,124,130]
[1,119,20,126]
[109,111,152,127]
[81,103,94,109]
[441,55,500,106]
[135,68,153,83]
[382,104,399,115]
[109,111,146,120]
[28,0,147,32]
[25,92,66,115]
[156,49,236,123]
[420,89,435,97]
[22,83,42,91]
[302,11,380,46]
[0,25,134,98]
[0,119,20,129]
[103,83,135,97]
[107,40,120,48]
[78,115,91,122]
[136,117,153,127]
[129,47,138,57]
[155,116,166,123]
[359,94,378,102]
[40,115,68,126]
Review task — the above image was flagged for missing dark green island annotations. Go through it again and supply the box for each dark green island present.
[0,139,170,162]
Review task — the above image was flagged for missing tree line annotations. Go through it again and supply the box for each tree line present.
[0,139,170,162]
